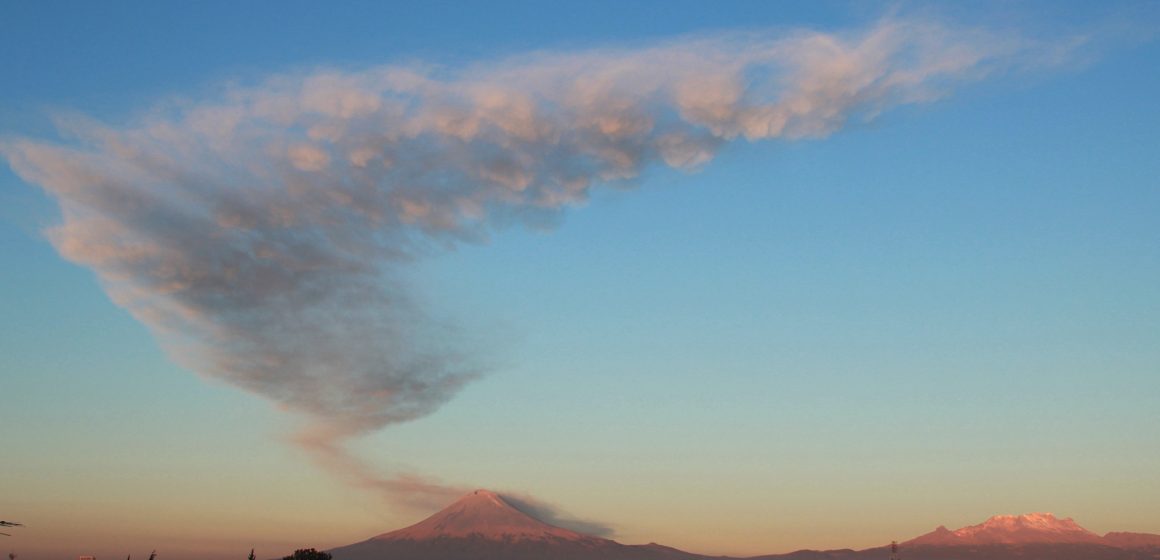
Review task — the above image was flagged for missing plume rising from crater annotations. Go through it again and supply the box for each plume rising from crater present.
[1,16,1074,507]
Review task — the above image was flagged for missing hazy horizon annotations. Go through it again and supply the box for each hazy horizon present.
[2,1,1158,559]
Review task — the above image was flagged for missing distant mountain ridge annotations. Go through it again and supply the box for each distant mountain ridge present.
[906,512,1160,548]
[327,490,1160,560]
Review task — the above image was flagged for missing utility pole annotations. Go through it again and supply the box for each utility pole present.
[890,540,900,560]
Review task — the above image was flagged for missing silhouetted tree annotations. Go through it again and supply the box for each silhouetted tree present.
[281,549,331,560]
[248,549,256,560]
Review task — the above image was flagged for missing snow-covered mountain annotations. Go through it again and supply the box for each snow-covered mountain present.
[368,489,594,541]
[328,489,699,560]
[326,493,1160,560]
[906,512,1104,545]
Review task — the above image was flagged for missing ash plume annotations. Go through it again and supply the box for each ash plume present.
[501,493,616,538]
[2,17,1073,509]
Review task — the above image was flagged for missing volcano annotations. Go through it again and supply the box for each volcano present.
[370,489,591,541]
[327,492,1160,560]
[892,513,1160,560]
[328,489,700,560]
[905,512,1160,549]
[905,512,1105,545]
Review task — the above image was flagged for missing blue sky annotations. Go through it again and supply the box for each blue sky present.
[2,2,1159,559]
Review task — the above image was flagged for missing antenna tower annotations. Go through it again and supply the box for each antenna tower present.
[890,540,899,560]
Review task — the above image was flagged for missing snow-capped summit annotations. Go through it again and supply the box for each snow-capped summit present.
[907,512,1104,545]
[329,489,705,560]
[371,489,592,542]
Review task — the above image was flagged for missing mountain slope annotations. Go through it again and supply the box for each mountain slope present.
[906,512,1104,545]
[370,489,590,541]
[906,512,1160,551]
[328,490,705,560]
[327,494,1160,560]
[1105,533,1160,549]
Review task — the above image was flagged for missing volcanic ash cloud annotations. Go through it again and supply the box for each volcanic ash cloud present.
[1,17,1068,508]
